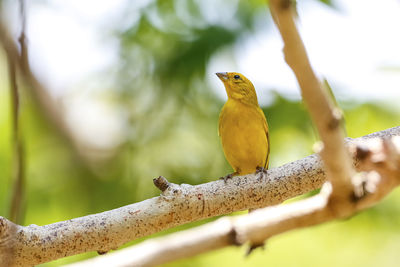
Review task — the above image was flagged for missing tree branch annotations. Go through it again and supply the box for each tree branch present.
[269,0,354,202]
[0,15,88,163]
[59,1,400,266]
[0,1,397,266]
[8,0,27,226]
[64,135,400,267]
[0,127,399,266]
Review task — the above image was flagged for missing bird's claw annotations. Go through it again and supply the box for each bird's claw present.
[219,173,233,183]
[256,167,267,181]
[256,166,268,174]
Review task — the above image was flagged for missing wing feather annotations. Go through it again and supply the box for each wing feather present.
[258,107,270,169]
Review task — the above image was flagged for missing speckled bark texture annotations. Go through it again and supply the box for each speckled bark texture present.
[65,134,400,267]
[0,126,399,267]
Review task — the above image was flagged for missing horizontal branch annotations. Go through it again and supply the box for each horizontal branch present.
[66,135,400,267]
[0,127,399,266]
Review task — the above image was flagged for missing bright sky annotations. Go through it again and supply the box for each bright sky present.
[6,0,399,100]
[4,0,400,148]
[209,0,400,104]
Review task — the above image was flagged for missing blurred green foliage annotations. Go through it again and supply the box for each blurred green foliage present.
[1,0,400,266]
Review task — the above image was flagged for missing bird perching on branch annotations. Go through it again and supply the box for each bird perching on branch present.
[216,72,270,180]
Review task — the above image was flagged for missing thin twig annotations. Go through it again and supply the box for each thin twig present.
[0,15,89,164]
[8,0,27,225]
[18,0,28,70]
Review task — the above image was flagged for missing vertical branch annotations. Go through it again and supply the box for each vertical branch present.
[7,55,25,225]
[8,0,27,224]
[18,0,28,70]
[269,0,355,207]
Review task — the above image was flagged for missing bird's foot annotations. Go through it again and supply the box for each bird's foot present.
[256,167,268,181]
[219,172,238,183]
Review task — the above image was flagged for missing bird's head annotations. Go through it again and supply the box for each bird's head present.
[215,72,258,105]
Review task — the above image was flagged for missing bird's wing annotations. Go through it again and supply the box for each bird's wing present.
[218,104,227,137]
[265,130,270,169]
[258,107,270,169]
[218,110,223,137]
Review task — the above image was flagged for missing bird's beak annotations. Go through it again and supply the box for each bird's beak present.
[216,72,228,81]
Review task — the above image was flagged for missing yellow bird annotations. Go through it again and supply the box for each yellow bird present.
[216,72,270,179]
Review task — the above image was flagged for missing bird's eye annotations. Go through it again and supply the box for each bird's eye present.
[234,75,240,80]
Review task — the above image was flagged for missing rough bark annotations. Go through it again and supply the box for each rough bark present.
[0,127,399,266]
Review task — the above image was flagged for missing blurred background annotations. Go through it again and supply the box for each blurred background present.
[1,0,400,266]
